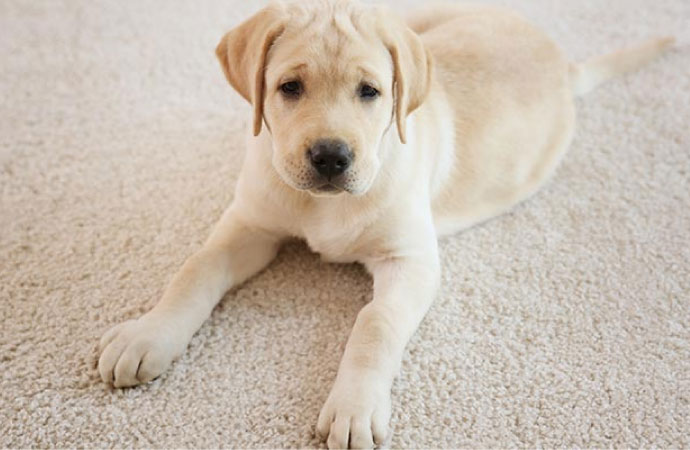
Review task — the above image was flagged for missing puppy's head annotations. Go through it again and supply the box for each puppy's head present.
[216,0,431,196]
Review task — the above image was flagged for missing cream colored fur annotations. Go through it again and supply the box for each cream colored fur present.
[97,1,673,448]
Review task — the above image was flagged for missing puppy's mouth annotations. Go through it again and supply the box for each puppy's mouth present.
[309,182,346,197]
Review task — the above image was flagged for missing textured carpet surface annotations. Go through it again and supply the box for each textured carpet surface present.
[1,0,689,448]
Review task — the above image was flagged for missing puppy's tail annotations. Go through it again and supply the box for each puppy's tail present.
[569,36,675,97]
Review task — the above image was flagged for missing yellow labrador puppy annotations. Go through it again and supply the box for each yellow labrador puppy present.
[98,0,672,447]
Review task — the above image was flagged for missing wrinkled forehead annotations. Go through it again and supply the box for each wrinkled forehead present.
[266,4,391,83]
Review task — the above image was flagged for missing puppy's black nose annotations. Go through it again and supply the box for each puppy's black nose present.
[308,139,353,178]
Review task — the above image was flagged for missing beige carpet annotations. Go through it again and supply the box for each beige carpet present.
[1,0,689,448]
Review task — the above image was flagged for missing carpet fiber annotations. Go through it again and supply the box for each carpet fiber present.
[1,0,688,448]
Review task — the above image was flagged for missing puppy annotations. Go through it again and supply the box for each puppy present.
[97,1,672,448]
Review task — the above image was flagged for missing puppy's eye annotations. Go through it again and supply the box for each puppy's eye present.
[280,81,302,98]
[358,83,379,100]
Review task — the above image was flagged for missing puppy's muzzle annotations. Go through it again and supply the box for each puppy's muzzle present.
[308,139,353,180]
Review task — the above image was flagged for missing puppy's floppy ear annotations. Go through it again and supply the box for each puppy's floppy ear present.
[216,5,286,136]
[379,15,433,144]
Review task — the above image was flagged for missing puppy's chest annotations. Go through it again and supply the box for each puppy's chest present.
[297,208,383,263]
[302,223,365,263]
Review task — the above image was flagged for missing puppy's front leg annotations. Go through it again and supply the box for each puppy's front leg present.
[98,206,282,387]
[317,244,440,449]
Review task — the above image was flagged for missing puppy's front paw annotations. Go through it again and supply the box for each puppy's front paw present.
[316,371,391,449]
[97,313,187,388]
